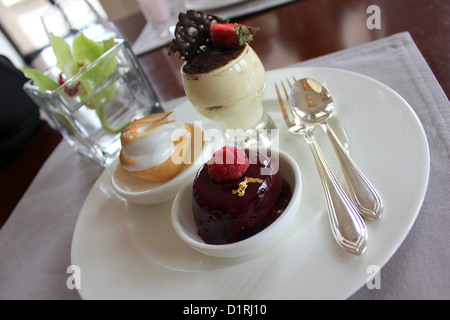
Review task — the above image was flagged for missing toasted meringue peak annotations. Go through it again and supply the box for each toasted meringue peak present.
[119,112,191,179]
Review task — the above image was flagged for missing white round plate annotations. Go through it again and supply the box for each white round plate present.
[71,67,430,299]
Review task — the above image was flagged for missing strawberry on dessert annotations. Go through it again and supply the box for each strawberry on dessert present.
[210,23,259,49]
[192,146,292,244]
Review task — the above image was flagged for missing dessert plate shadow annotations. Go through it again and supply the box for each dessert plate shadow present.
[71,67,429,299]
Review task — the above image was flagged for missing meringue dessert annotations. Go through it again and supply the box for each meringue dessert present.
[169,11,273,139]
[119,112,192,182]
[192,146,292,244]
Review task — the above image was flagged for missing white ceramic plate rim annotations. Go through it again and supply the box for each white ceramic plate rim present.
[71,66,430,299]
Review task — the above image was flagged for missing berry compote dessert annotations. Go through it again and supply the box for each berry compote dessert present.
[192,146,292,244]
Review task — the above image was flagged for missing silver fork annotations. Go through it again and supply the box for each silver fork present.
[276,80,368,255]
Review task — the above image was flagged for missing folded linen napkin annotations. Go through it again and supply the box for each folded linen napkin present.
[0,32,448,299]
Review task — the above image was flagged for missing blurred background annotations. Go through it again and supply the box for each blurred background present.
[0,0,142,69]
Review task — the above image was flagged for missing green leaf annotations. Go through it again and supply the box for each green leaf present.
[51,35,78,77]
[102,37,116,52]
[76,37,118,109]
[95,92,131,134]
[100,49,117,78]
[21,67,59,91]
[235,25,260,46]
[23,33,124,133]
[72,33,104,63]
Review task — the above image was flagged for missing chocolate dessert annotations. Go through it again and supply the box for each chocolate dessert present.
[192,147,292,244]
[182,46,245,75]
[169,10,257,74]
[168,10,229,61]
[169,10,267,133]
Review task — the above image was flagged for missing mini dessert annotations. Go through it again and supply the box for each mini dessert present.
[168,11,268,131]
[119,112,192,182]
[192,146,292,244]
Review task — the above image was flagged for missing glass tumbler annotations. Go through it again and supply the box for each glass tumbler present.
[24,39,162,167]
[136,0,175,40]
[41,0,116,41]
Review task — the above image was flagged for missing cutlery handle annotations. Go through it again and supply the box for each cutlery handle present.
[304,130,368,255]
[321,123,383,220]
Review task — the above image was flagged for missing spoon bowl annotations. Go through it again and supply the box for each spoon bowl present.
[290,78,333,123]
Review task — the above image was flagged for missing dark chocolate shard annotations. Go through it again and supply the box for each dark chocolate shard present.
[168,10,229,61]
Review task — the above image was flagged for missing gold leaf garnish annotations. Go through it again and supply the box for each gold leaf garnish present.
[232,177,263,197]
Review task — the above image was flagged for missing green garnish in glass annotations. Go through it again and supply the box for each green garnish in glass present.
[22,33,131,134]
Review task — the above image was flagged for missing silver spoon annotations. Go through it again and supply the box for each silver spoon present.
[276,81,367,255]
[289,78,383,220]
